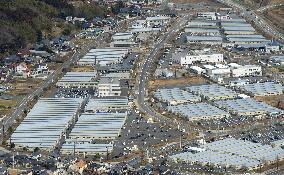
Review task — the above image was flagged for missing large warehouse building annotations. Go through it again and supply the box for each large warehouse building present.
[56,72,97,88]
[154,88,201,105]
[11,98,84,151]
[78,48,129,66]
[168,102,230,121]
[215,98,283,116]
[187,84,238,100]
[170,138,284,170]
[238,82,283,97]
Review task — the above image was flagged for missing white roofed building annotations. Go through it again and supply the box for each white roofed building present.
[98,77,121,97]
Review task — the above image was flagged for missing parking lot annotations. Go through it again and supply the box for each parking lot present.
[110,111,184,159]
[53,88,96,98]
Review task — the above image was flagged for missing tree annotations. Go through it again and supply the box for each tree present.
[2,140,7,146]
[7,127,13,135]
[62,27,71,36]
[33,95,39,101]
[36,31,43,43]
[34,147,40,153]
[111,1,125,14]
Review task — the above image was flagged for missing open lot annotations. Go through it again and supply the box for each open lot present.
[254,94,284,109]
[0,99,18,117]
[70,65,95,72]
[0,78,43,117]
[6,78,42,96]
[263,7,284,34]
[149,75,208,89]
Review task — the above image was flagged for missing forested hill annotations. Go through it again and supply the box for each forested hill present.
[0,0,106,56]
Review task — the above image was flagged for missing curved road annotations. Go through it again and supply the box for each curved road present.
[136,15,190,131]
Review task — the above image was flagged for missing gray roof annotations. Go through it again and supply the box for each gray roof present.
[78,48,128,66]
[223,26,255,31]
[201,138,284,162]
[186,84,238,100]
[154,88,201,104]
[187,35,223,42]
[69,113,127,140]
[187,20,217,27]
[239,82,283,96]
[170,138,284,169]
[215,98,283,116]
[85,97,129,111]
[228,37,270,43]
[226,34,266,39]
[168,102,230,120]
[185,28,220,34]
[56,72,97,87]
[11,98,84,149]
[221,22,252,27]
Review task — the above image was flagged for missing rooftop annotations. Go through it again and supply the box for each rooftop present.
[56,72,97,87]
[239,82,283,96]
[170,138,284,170]
[187,84,238,100]
[69,112,127,140]
[154,88,201,105]
[85,97,129,112]
[215,98,283,116]
[11,98,84,149]
[168,102,230,120]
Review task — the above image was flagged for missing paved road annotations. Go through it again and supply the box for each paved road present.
[136,15,190,132]
[216,0,284,42]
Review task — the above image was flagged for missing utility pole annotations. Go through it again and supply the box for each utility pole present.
[179,134,182,149]
[259,160,262,173]
[277,155,279,170]
[12,151,15,169]
[1,119,4,143]
[146,148,149,160]
[73,141,76,158]
[106,147,109,161]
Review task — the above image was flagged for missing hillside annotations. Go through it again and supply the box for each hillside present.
[0,0,106,56]
[234,0,284,9]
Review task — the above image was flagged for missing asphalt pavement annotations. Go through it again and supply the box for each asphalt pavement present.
[136,15,191,133]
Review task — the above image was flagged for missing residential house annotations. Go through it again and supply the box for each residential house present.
[31,63,49,77]
[0,67,11,82]
[15,62,30,78]
[69,160,87,174]
[266,40,281,53]
[17,49,31,58]
[4,55,21,66]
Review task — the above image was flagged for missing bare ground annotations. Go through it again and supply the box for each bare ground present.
[263,7,284,35]
[149,75,208,89]
[254,94,284,109]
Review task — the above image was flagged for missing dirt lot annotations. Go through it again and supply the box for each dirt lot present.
[240,0,283,8]
[6,78,42,96]
[254,94,284,109]
[263,7,284,34]
[149,75,208,89]
[70,65,95,72]
[0,99,18,117]
[172,0,224,5]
